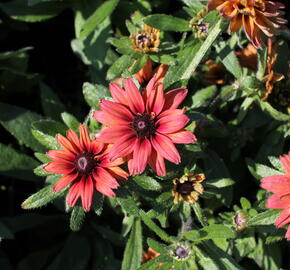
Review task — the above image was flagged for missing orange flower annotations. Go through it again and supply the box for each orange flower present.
[134,59,168,86]
[208,0,287,48]
[203,60,226,84]
[142,248,160,264]
[263,39,284,101]
[114,59,168,88]
[235,43,258,71]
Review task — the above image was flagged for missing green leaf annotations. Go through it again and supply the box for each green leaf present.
[144,14,191,31]
[184,224,235,241]
[40,82,65,121]
[46,233,90,270]
[0,102,44,152]
[218,45,243,79]
[248,209,281,226]
[246,158,283,180]
[61,112,80,132]
[139,210,173,243]
[115,186,140,216]
[106,55,133,81]
[129,55,148,74]
[240,197,251,210]
[83,82,110,109]
[192,202,208,227]
[190,86,217,109]
[33,164,50,177]
[0,0,67,22]
[21,185,65,209]
[34,152,50,163]
[79,0,119,40]
[0,143,39,181]
[121,218,143,270]
[147,238,168,253]
[31,120,66,150]
[205,178,235,188]
[257,99,290,122]
[70,206,86,232]
[0,221,14,239]
[133,175,162,191]
[179,19,224,82]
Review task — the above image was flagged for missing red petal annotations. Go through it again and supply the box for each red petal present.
[93,111,120,126]
[81,176,94,212]
[100,100,134,122]
[167,130,197,144]
[163,88,188,110]
[131,139,152,175]
[53,173,78,192]
[124,78,145,114]
[147,149,166,176]
[151,133,180,164]
[105,167,129,181]
[109,82,128,105]
[261,175,290,193]
[108,134,137,160]
[66,181,82,207]
[280,153,290,176]
[266,193,290,209]
[146,83,165,116]
[79,125,92,152]
[229,14,243,33]
[46,150,75,162]
[66,129,82,151]
[93,168,118,197]
[274,208,290,228]
[95,126,133,143]
[156,114,189,134]
[56,134,79,154]
[44,161,75,174]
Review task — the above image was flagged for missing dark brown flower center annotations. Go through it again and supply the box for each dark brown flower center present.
[137,34,150,44]
[75,152,97,175]
[132,113,156,139]
[176,182,194,195]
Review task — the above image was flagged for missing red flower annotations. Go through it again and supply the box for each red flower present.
[260,153,290,240]
[44,125,128,211]
[94,76,196,176]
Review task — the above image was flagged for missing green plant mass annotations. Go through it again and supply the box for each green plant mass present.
[0,0,290,269]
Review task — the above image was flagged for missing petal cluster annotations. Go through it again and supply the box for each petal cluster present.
[208,0,287,48]
[260,153,290,240]
[94,76,196,176]
[44,125,128,211]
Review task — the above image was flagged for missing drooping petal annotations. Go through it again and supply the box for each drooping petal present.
[151,133,181,164]
[274,208,290,228]
[131,139,152,175]
[156,114,189,134]
[124,78,145,114]
[95,126,134,143]
[109,82,128,105]
[229,13,243,33]
[167,130,197,144]
[163,88,188,110]
[53,173,78,192]
[81,176,94,212]
[93,169,118,198]
[147,149,166,176]
[286,225,290,240]
[66,180,82,207]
